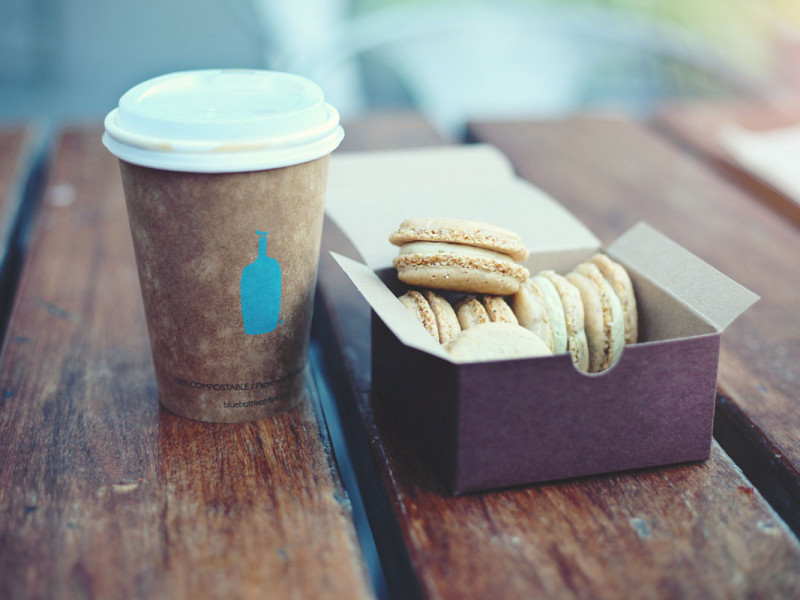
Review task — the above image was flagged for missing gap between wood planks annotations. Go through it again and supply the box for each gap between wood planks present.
[0,124,51,345]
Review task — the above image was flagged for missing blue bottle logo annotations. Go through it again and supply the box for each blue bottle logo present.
[240,230,282,335]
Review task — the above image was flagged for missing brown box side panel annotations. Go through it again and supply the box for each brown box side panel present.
[454,334,721,493]
[372,315,460,491]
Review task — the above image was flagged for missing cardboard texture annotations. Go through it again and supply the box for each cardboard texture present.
[325,146,599,274]
[120,156,330,422]
[326,145,758,494]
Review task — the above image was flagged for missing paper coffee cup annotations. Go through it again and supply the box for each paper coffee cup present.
[103,69,343,422]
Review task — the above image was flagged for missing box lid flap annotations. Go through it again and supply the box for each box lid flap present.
[326,145,600,270]
[330,252,451,359]
[327,144,516,197]
[607,222,759,331]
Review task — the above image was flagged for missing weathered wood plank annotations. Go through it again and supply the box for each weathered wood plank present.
[0,128,30,256]
[468,116,800,536]
[339,112,449,152]
[316,115,448,599]
[0,126,372,600]
[315,114,800,599]
[655,99,800,228]
[0,125,41,340]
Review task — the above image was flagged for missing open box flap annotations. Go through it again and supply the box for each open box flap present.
[326,145,600,271]
[327,144,516,198]
[330,252,451,360]
[607,222,759,332]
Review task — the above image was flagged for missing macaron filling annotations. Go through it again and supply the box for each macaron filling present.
[393,242,530,294]
[589,253,638,344]
[483,296,519,324]
[456,297,491,330]
[567,271,607,373]
[398,290,439,341]
[574,261,625,371]
[424,290,461,345]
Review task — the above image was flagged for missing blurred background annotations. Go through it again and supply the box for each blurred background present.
[2,0,800,136]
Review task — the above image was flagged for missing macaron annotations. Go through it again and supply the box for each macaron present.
[424,290,461,345]
[567,262,624,373]
[589,253,638,344]
[531,274,568,354]
[392,241,529,295]
[447,322,553,363]
[512,279,554,352]
[455,296,490,330]
[482,296,518,324]
[390,217,529,261]
[539,270,589,372]
[398,290,438,341]
[574,261,625,371]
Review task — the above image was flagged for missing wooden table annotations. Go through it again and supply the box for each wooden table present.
[0,127,372,599]
[2,109,800,599]
[654,101,800,529]
[655,99,800,228]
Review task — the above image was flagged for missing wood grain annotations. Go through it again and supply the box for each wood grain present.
[316,115,449,599]
[0,128,30,253]
[0,127,372,600]
[468,117,800,536]
[315,115,800,599]
[0,126,40,338]
[655,99,800,228]
[338,113,451,152]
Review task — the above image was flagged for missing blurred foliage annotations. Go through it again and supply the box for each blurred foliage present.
[349,0,800,74]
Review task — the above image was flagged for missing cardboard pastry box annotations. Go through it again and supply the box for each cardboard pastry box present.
[325,145,758,495]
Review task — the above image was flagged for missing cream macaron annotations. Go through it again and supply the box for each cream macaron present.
[424,290,461,345]
[589,253,638,344]
[390,217,529,261]
[455,296,491,330]
[393,242,529,295]
[567,262,625,373]
[390,218,530,295]
[482,296,518,324]
[512,278,554,353]
[531,274,568,354]
[398,290,439,341]
[538,270,589,372]
[447,322,553,363]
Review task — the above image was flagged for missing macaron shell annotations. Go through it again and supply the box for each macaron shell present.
[589,253,638,344]
[389,217,529,261]
[448,322,553,363]
[396,264,524,295]
[424,290,461,345]
[540,270,589,372]
[566,271,605,373]
[573,329,590,373]
[398,290,439,341]
[512,280,554,352]
[532,275,568,354]
[599,275,625,367]
[393,242,529,295]
[482,296,519,324]
[575,261,625,370]
[456,297,490,330]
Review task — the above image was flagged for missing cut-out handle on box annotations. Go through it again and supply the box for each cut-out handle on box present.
[606,222,759,332]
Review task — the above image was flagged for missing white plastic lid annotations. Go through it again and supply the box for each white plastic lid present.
[102,69,344,172]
